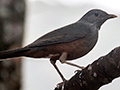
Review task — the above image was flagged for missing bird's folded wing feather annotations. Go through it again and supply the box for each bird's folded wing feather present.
[27,22,91,48]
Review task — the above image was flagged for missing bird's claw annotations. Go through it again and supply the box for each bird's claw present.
[56,80,67,89]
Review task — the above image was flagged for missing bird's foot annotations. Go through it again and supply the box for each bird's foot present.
[74,69,82,73]
[74,66,85,73]
[56,80,67,89]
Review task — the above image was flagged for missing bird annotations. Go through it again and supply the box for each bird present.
[0,9,117,81]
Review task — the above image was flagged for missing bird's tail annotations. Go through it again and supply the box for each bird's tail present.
[0,48,30,59]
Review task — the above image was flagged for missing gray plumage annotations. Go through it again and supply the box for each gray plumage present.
[27,9,116,48]
[0,9,117,60]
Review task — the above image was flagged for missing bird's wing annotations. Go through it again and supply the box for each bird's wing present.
[27,22,91,48]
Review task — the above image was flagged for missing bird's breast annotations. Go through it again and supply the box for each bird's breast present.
[66,33,98,60]
[44,31,98,60]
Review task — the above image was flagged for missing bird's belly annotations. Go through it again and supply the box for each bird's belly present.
[44,35,98,60]
[66,38,97,60]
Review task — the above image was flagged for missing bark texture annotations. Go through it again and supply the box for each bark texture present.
[55,46,120,90]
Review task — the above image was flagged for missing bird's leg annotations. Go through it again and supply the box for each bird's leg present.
[59,52,85,69]
[50,59,66,81]
[65,62,85,69]
[59,52,68,63]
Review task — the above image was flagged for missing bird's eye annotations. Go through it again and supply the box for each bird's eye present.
[95,13,99,17]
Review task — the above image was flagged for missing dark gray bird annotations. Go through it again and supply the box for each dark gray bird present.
[0,9,117,81]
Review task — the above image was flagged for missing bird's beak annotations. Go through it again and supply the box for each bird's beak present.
[108,14,117,19]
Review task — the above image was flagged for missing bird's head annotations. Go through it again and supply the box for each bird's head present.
[80,9,117,29]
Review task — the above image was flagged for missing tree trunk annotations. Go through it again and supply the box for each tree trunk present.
[0,0,25,90]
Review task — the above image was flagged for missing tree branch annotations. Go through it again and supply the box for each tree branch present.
[55,46,120,90]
